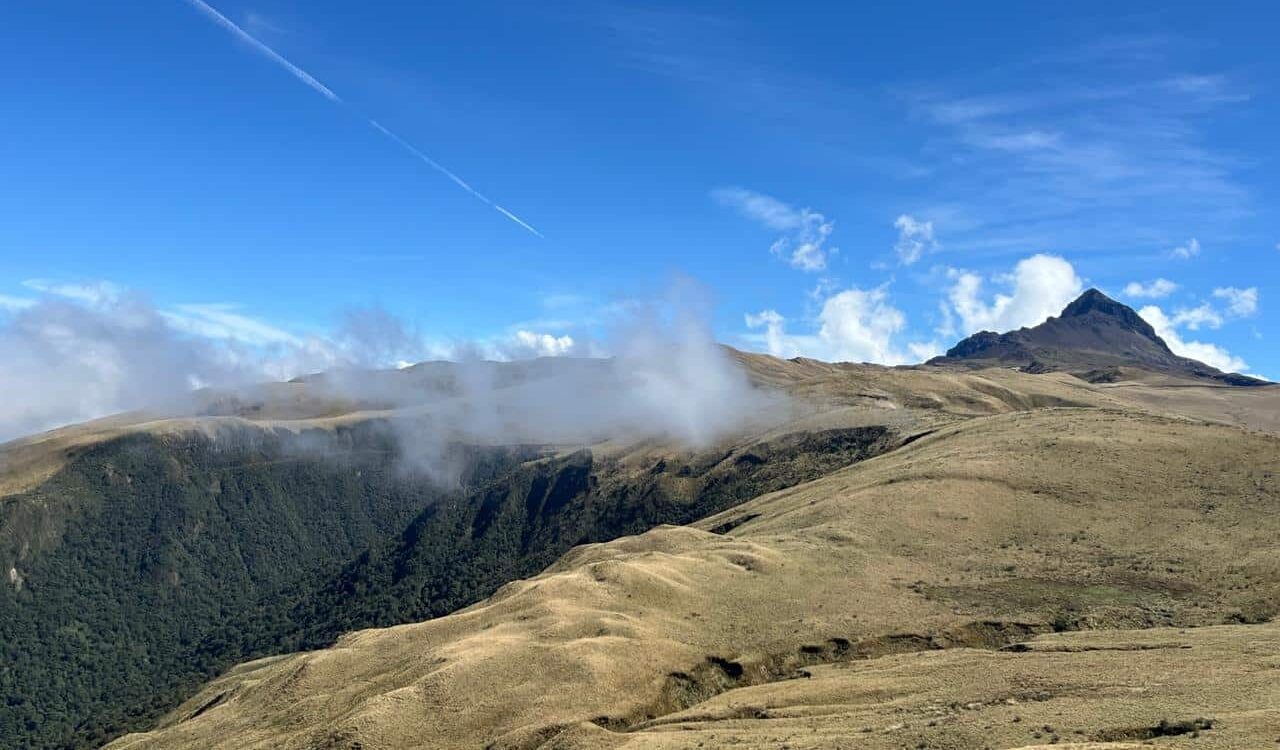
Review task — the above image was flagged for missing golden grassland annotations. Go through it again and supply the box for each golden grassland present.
[93,356,1279,749]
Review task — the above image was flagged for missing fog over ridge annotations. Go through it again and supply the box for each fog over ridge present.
[0,284,786,464]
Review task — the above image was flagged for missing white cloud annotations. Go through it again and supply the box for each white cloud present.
[1139,305,1247,373]
[1171,237,1201,259]
[745,287,934,365]
[0,281,605,441]
[162,304,304,346]
[1168,303,1223,331]
[1125,286,1260,374]
[946,254,1084,334]
[714,187,835,272]
[743,310,791,358]
[243,11,288,36]
[509,330,576,357]
[0,297,257,441]
[1123,278,1178,299]
[893,214,938,265]
[817,288,908,363]
[22,279,125,306]
[21,282,305,347]
[1213,286,1258,317]
[1155,287,1257,333]
[907,340,944,361]
[747,254,1084,366]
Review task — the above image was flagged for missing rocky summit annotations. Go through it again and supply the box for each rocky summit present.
[931,289,1269,386]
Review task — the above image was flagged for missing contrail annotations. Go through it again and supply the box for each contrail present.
[185,0,340,102]
[367,119,541,237]
[181,0,543,237]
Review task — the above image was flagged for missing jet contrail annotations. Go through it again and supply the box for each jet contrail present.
[185,0,340,102]
[364,122,546,237]
[182,0,543,238]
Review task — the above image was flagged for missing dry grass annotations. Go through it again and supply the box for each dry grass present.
[104,357,1280,750]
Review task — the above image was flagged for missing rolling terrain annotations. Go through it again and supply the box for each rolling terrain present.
[106,401,1280,749]
[2,292,1277,749]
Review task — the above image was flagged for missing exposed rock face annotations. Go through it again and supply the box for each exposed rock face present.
[931,288,1269,385]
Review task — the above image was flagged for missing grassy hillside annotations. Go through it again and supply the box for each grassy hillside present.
[0,417,894,749]
[106,407,1280,750]
[280,426,895,648]
[0,424,527,749]
[5,356,1275,749]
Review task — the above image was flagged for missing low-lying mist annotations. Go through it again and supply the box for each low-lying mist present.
[0,285,790,475]
[289,288,790,483]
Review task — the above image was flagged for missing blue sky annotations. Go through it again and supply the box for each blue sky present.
[1,1,1277,390]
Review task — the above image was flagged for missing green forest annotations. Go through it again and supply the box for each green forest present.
[0,423,892,749]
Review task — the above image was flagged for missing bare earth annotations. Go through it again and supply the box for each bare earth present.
[92,357,1280,750]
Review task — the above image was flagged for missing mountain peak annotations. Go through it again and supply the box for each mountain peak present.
[1062,288,1131,319]
[1062,288,1116,316]
[1058,288,1161,341]
[931,288,1267,385]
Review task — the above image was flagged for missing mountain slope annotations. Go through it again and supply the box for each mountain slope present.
[0,419,906,750]
[930,288,1268,385]
[105,406,1280,749]
[6,354,1276,748]
[278,426,894,648]
[0,423,489,749]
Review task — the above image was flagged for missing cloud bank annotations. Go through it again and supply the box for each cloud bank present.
[0,281,780,456]
[0,295,254,441]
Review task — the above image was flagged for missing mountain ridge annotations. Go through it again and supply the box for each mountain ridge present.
[929,288,1269,386]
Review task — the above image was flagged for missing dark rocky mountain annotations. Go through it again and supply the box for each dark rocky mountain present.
[930,288,1269,385]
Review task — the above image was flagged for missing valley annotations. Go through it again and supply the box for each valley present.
[1,291,1276,749]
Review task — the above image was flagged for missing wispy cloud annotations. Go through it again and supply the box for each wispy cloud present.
[599,5,871,137]
[182,0,542,237]
[22,279,125,306]
[1123,278,1178,299]
[161,303,304,347]
[1160,74,1250,104]
[1213,286,1258,317]
[1168,302,1223,330]
[0,294,35,312]
[243,11,289,37]
[1132,283,1259,374]
[900,37,1253,259]
[713,187,835,271]
[893,214,938,265]
[1171,237,1201,259]
[1154,286,1258,332]
[1139,305,1247,373]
